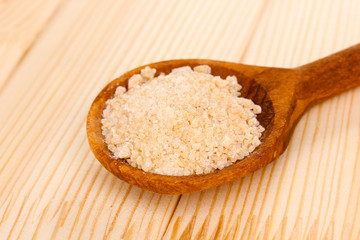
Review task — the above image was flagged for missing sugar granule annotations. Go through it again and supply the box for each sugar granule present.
[101,65,264,176]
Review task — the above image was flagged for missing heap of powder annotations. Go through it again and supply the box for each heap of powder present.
[101,65,264,176]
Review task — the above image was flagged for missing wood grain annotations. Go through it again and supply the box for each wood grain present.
[0,0,359,239]
[0,0,63,91]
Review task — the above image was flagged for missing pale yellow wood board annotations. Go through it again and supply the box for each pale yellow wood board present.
[0,0,64,90]
[0,0,359,239]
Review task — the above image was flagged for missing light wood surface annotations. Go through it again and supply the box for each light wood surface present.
[1,0,359,239]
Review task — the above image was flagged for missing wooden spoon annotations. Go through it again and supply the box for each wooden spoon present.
[87,43,360,194]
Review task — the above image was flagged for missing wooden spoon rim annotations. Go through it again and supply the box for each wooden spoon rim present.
[87,59,282,194]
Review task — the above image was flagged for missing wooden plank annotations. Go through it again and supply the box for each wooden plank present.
[0,0,359,239]
[0,0,64,90]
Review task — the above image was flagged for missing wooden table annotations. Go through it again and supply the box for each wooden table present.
[1,0,359,239]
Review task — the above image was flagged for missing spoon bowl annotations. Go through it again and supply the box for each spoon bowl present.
[87,44,360,194]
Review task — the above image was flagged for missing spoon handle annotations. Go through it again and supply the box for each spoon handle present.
[296,43,360,109]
